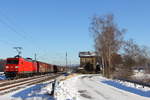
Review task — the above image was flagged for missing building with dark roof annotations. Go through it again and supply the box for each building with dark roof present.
[79,51,97,71]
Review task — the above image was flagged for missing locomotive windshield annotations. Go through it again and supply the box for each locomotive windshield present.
[7,59,19,64]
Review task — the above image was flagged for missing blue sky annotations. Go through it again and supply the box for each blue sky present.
[0,0,150,65]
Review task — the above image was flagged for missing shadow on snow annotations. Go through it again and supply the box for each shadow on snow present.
[101,80,150,97]
[12,83,54,100]
[0,75,6,80]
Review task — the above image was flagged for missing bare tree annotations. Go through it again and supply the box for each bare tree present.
[123,39,139,67]
[90,14,125,78]
[122,39,150,78]
[0,59,6,72]
[123,39,150,67]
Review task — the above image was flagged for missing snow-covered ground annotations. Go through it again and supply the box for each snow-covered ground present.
[0,75,6,80]
[0,80,55,100]
[132,72,150,81]
[0,74,150,100]
[0,72,5,80]
[54,74,150,100]
[0,75,68,100]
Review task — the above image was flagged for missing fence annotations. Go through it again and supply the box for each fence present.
[114,78,150,88]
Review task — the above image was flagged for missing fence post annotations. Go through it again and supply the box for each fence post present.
[51,80,56,96]
[134,83,136,87]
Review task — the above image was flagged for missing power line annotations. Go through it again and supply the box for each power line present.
[0,16,42,57]
[0,8,29,39]
[0,10,40,54]
[0,19,27,39]
[0,9,54,63]
[0,39,16,46]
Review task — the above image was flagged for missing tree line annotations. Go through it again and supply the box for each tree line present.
[0,59,6,72]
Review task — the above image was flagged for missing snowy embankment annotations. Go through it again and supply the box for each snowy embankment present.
[54,75,79,100]
[53,74,150,100]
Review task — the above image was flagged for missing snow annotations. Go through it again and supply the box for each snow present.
[0,72,4,75]
[79,52,96,57]
[54,74,150,100]
[0,75,6,80]
[0,80,55,100]
[0,72,6,80]
[101,80,150,97]
[0,74,150,100]
[54,76,79,100]
[132,72,150,80]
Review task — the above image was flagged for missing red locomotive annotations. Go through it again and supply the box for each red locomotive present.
[4,55,65,78]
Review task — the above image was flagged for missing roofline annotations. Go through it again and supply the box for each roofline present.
[79,55,101,58]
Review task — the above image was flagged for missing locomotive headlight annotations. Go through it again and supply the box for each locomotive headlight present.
[15,66,19,68]
[6,66,9,68]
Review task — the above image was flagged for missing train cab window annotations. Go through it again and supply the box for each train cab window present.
[7,60,19,64]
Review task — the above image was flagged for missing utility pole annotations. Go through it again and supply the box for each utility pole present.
[34,53,37,61]
[69,60,71,72]
[66,52,68,68]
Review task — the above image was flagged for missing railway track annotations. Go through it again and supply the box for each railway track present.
[0,74,52,87]
[0,73,61,95]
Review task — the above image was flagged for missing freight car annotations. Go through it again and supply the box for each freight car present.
[4,56,64,78]
[36,61,54,74]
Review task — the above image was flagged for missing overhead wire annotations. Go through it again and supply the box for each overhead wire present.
[0,10,38,57]
[0,9,50,62]
[0,39,16,46]
[0,8,28,39]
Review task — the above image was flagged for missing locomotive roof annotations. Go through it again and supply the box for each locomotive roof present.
[7,57,33,62]
[6,57,54,65]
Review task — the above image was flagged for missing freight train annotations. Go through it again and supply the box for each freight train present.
[4,55,66,78]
